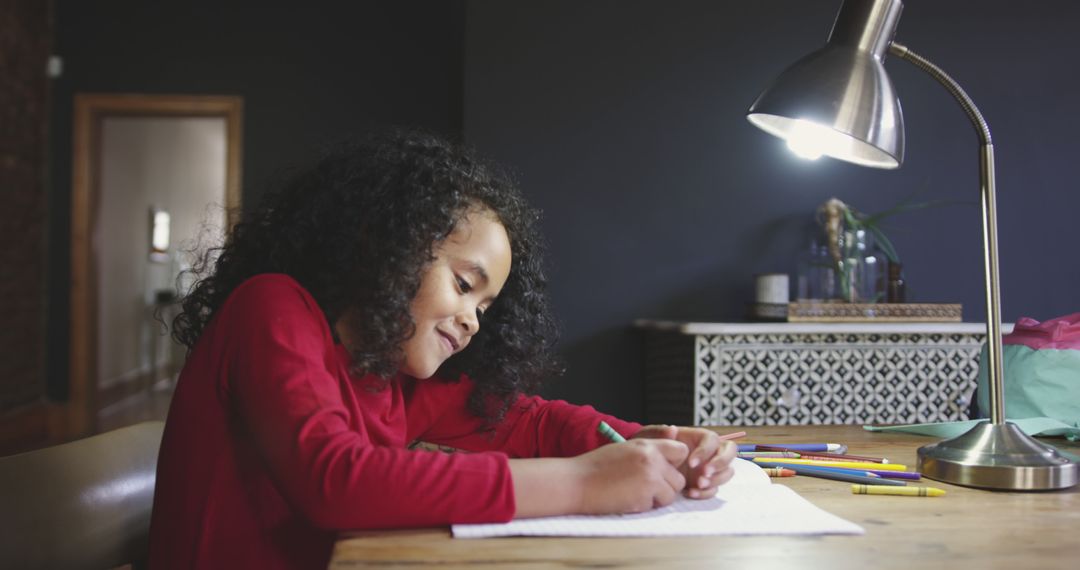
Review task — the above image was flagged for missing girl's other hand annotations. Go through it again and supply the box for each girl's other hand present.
[631,425,737,499]
[572,438,689,515]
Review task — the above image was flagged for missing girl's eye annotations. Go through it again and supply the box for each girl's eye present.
[475,307,486,321]
[456,275,472,293]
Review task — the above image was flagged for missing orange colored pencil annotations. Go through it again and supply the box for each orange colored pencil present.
[760,467,797,477]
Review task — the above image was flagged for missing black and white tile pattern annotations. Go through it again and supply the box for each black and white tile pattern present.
[694,333,983,426]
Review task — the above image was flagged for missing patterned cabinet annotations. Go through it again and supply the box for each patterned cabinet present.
[636,321,1013,427]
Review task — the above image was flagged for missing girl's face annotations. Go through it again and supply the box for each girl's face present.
[400,209,512,379]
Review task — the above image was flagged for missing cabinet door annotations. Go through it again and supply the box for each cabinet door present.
[696,333,983,426]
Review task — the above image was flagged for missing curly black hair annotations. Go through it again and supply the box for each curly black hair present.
[172,129,562,422]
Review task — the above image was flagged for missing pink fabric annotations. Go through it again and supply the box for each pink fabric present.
[1002,312,1080,350]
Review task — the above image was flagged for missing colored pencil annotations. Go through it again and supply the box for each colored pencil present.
[759,458,920,479]
[754,444,893,465]
[869,470,922,480]
[717,430,747,441]
[766,464,881,478]
[737,443,844,453]
[852,484,944,497]
[751,458,908,471]
[754,461,906,486]
[790,451,891,464]
[759,467,797,477]
[597,421,626,443]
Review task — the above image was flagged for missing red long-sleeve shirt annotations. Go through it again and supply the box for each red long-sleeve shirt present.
[148,273,641,569]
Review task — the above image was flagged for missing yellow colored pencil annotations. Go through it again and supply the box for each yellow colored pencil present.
[751,457,907,471]
[852,484,946,497]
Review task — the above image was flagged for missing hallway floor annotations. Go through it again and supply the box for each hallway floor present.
[98,379,175,433]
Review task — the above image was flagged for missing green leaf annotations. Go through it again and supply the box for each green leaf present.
[863,198,967,225]
[867,224,900,264]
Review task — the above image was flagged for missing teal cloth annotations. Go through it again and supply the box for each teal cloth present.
[977,344,1080,427]
[866,315,1080,460]
[863,417,1080,441]
[864,418,1080,462]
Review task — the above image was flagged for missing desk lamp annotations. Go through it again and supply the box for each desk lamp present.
[745,0,1078,490]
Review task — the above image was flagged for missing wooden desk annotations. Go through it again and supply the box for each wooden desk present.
[330,425,1080,565]
[330,425,1080,570]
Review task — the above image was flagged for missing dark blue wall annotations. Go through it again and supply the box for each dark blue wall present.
[464,0,1080,421]
[47,1,1079,423]
[47,1,465,397]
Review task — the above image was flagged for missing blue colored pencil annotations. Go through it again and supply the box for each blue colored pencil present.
[866,469,922,480]
[769,463,882,478]
[754,461,907,486]
[737,451,801,458]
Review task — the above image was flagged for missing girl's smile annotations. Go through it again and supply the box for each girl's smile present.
[400,209,512,379]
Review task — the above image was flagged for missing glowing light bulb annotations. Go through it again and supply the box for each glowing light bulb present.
[785,120,831,161]
[787,138,824,160]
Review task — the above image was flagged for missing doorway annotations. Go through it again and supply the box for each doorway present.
[68,94,243,439]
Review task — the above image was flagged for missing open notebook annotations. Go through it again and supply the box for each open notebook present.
[452,458,864,538]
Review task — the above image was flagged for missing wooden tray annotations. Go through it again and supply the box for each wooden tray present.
[787,302,962,322]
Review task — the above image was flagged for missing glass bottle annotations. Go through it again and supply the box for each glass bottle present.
[796,239,835,301]
[887,261,907,303]
[836,228,883,303]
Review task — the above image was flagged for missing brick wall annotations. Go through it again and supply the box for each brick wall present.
[0,0,52,412]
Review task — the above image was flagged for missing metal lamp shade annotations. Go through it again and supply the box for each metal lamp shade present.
[747,44,905,169]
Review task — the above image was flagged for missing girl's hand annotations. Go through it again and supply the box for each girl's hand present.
[571,438,689,514]
[632,425,737,499]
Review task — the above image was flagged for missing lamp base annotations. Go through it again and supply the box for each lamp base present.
[917,421,1078,490]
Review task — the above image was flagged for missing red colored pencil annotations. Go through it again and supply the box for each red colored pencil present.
[798,452,889,464]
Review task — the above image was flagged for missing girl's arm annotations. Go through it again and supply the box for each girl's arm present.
[416,383,736,501]
[507,437,690,517]
[415,387,643,458]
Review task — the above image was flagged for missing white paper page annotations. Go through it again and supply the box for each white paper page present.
[452,458,864,538]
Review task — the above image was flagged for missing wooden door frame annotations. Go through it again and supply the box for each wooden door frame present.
[67,93,243,440]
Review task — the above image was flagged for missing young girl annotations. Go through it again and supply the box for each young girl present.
[148,130,737,569]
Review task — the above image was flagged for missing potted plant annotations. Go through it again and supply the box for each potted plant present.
[815,197,950,303]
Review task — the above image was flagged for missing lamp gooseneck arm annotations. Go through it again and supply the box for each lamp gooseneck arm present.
[889,41,1005,424]
[888,43,991,144]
